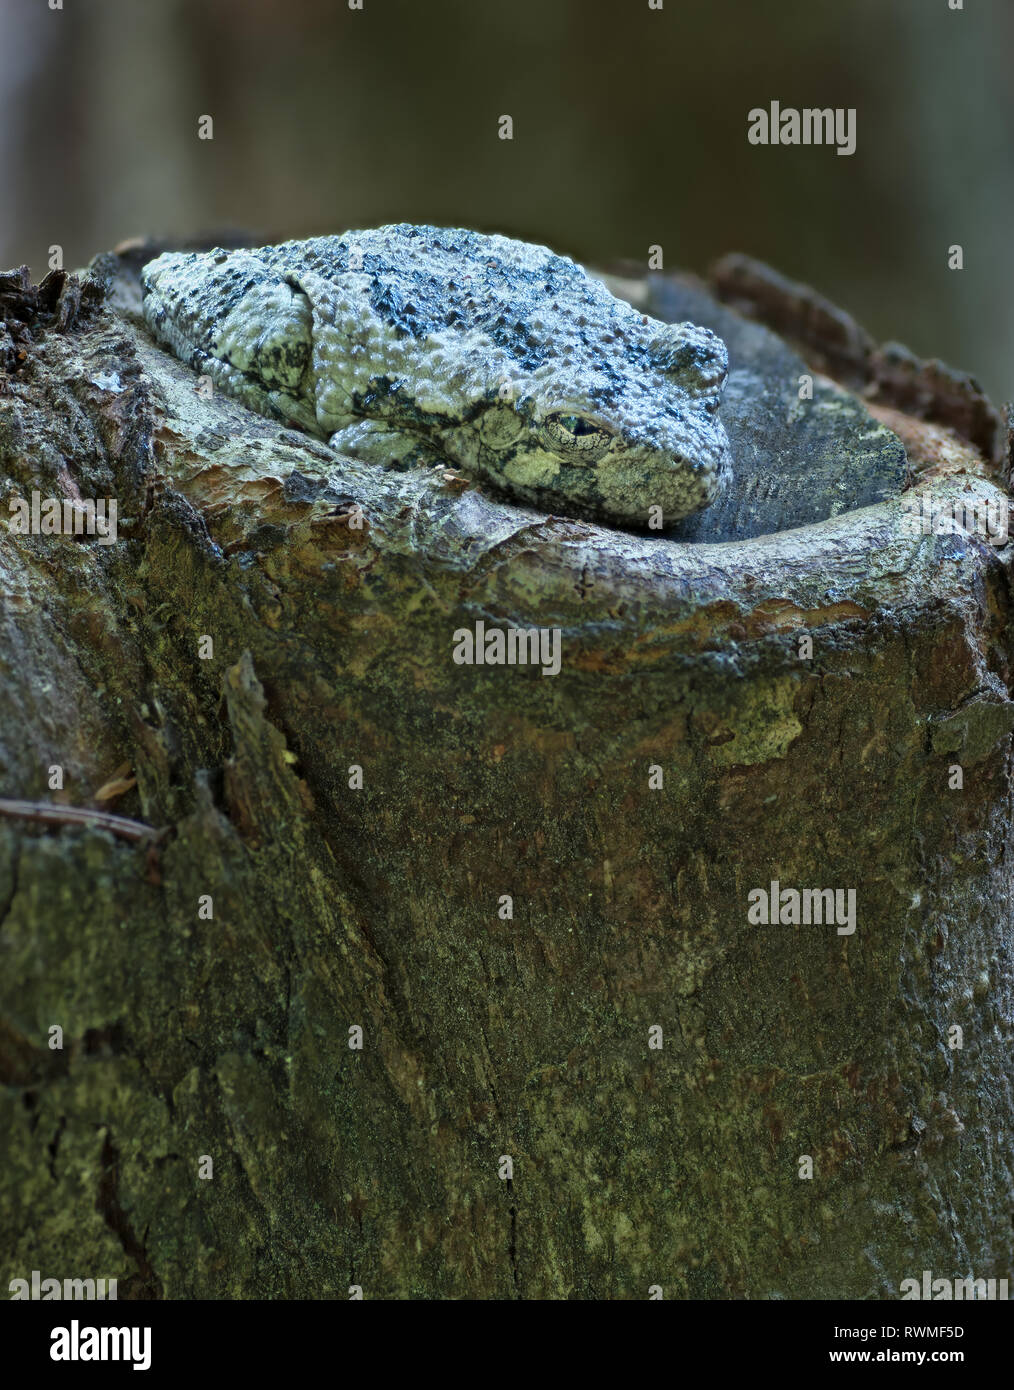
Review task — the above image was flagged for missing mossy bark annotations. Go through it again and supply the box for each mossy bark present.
[0,251,1012,1299]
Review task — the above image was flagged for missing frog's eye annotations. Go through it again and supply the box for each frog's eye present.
[540,413,612,460]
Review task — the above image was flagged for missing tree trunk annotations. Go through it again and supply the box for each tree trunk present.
[0,247,1011,1300]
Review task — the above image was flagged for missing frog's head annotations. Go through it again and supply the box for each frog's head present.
[446,319,731,528]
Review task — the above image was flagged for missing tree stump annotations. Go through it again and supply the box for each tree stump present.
[0,245,1011,1299]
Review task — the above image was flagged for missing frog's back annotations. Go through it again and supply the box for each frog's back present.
[259,224,628,372]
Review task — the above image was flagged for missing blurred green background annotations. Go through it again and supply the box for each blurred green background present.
[1,0,1010,403]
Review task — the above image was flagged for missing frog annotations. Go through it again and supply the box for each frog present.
[141,224,731,527]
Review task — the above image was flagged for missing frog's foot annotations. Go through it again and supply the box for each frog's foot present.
[326,419,447,472]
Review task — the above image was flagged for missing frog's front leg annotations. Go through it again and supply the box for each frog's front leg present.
[326,418,448,472]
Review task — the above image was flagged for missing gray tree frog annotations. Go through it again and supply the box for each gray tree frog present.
[141,225,731,527]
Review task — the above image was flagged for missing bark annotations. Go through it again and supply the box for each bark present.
[0,247,1012,1300]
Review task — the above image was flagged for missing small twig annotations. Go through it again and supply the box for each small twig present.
[0,797,167,844]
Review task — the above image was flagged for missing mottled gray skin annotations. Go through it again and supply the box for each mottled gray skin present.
[141,225,731,526]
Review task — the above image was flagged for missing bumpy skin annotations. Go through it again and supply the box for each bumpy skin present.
[141,225,731,526]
